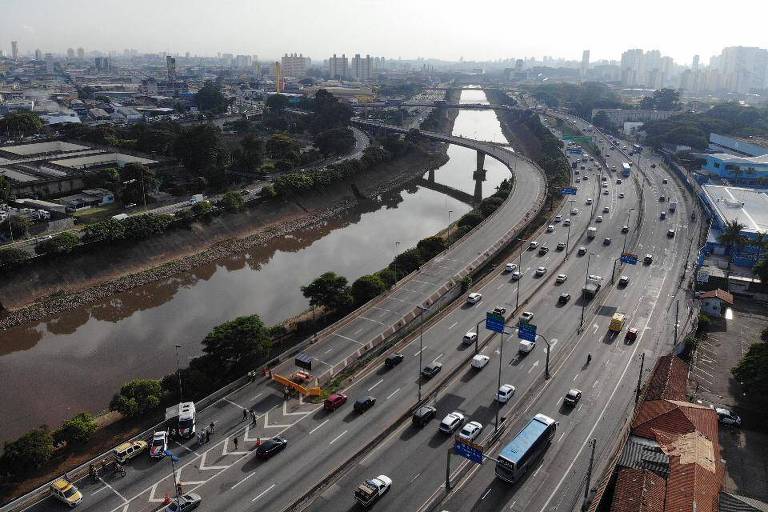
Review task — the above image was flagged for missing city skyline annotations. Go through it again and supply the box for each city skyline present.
[2,0,766,64]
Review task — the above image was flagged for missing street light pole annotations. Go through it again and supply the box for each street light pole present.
[393,240,400,279]
[417,304,429,402]
[495,328,504,432]
[566,200,575,255]
[447,210,453,242]
[621,209,635,255]
[174,345,184,403]
[580,252,593,328]
[514,238,527,310]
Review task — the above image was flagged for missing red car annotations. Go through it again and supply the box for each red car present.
[324,393,348,411]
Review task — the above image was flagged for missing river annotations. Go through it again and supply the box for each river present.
[0,89,510,442]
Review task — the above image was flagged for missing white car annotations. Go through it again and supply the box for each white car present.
[535,266,547,276]
[519,340,536,353]
[603,206,610,213]
[520,311,535,323]
[586,198,593,205]
[596,215,603,223]
[546,224,555,233]
[556,274,568,284]
[715,407,742,426]
[563,218,571,226]
[571,208,579,215]
[471,354,490,369]
[458,421,484,441]
[619,192,625,198]
[150,431,168,459]
[529,241,539,249]
[602,189,609,195]
[505,262,518,273]
[554,215,562,222]
[496,384,516,403]
[439,412,465,434]
[462,332,477,345]
[510,270,522,281]
[466,293,482,304]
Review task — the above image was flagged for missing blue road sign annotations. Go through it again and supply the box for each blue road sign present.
[518,322,537,342]
[560,187,578,196]
[485,312,505,334]
[620,253,639,265]
[454,440,484,464]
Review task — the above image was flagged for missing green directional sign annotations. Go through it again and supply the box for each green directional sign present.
[563,135,593,144]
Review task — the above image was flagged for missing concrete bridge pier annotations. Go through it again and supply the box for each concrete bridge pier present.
[473,176,484,204]
[476,151,486,171]
[428,169,435,183]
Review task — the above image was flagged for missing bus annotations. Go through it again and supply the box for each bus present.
[495,413,557,483]
[621,162,632,177]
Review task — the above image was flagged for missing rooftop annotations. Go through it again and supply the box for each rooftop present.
[702,185,768,235]
[706,152,768,165]
[51,153,156,170]
[0,141,90,157]
[699,289,734,305]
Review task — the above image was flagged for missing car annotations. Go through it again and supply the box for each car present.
[601,176,607,182]
[563,218,571,226]
[354,396,377,413]
[644,254,653,264]
[422,362,443,379]
[659,195,665,202]
[577,246,587,255]
[535,266,547,276]
[496,384,516,403]
[165,493,203,512]
[575,177,581,183]
[618,275,630,286]
[603,206,610,213]
[114,440,148,463]
[510,270,522,280]
[556,274,568,284]
[458,421,484,441]
[596,215,603,223]
[462,331,478,345]
[528,241,539,250]
[558,293,571,304]
[384,353,405,368]
[619,192,625,198]
[51,478,83,508]
[554,215,562,222]
[471,354,490,369]
[662,178,668,184]
[603,189,609,195]
[546,224,555,233]
[556,241,566,251]
[520,311,535,323]
[715,407,742,426]
[505,262,518,273]
[571,208,579,215]
[564,389,582,407]
[606,154,611,158]
[324,393,348,411]
[439,412,465,433]
[538,246,549,255]
[493,306,507,315]
[586,198,593,205]
[621,225,629,233]
[616,179,622,184]
[412,406,437,427]
[625,327,639,343]
[582,175,588,180]
[602,183,609,189]
[603,237,612,246]
[466,292,482,304]
[255,436,288,458]
[150,431,168,458]
[651,163,657,168]
[667,229,675,238]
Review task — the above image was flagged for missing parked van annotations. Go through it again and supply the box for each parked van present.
[587,227,597,239]
[177,402,196,439]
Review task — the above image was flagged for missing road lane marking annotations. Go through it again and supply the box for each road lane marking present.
[92,485,107,495]
[222,397,244,409]
[98,477,128,504]
[354,328,364,335]
[252,483,276,502]
[386,388,401,400]
[413,345,429,356]
[232,471,256,490]
[558,432,566,442]
[334,333,364,345]
[324,347,334,354]
[481,489,492,500]
[410,472,422,483]
[329,430,348,445]
[433,353,445,361]
[252,392,263,401]
[448,321,458,329]
[368,379,384,391]
[593,323,599,334]
[497,283,505,289]
[309,419,329,435]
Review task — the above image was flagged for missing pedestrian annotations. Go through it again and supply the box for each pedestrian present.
[233,437,238,450]
[205,429,210,443]
[251,410,257,424]
[243,408,248,422]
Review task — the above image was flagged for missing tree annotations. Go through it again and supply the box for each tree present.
[109,379,163,417]
[57,412,97,445]
[0,428,54,477]
[34,232,79,255]
[1,216,31,239]
[173,124,231,179]
[457,211,484,229]
[0,111,44,138]
[121,163,158,206]
[416,236,447,260]
[719,220,747,288]
[732,343,768,406]
[266,94,290,113]
[301,272,353,311]
[266,132,300,161]
[479,196,505,217]
[310,89,353,133]
[82,219,126,244]
[84,168,122,198]
[260,184,276,199]
[194,80,229,113]
[314,127,355,156]
[592,110,612,130]
[0,175,12,203]
[201,315,272,376]
[351,274,386,306]
[0,247,29,267]
[640,88,681,111]
[754,257,768,284]
[234,134,264,171]
[220,191,245,212]
[191,201,214,217]
[390,248,423,276]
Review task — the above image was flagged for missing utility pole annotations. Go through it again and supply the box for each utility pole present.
[445,449,452,490]
[495,328,504,432]
[515,238,527,310]
[581,438,597,511]
[447,210,453,242]
[174,344,184,403]
[566,200,575,255]
[635,352,645,403]
[674,300,679,345]
[417,304,429,402]
[580,253,593,328]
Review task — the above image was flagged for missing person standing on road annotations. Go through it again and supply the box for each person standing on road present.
[242,408,248,422]
[233,437,238,450]
[251,410,257,424]
[205,429,210,443]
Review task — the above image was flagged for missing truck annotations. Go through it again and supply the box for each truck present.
[669,201,677,213]
[621,162,631,177]
[582,274,602,300]
[587,227,597,239]
[355,475,392,508]
[609,313,625,333]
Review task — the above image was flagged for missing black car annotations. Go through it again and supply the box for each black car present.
[492,306,507,315]
[421,363,443,379]
[354,396,377,413]
[558,293,571,304]
[384,353,404,369]
[538,246,549,256]
[255,437,288,459]
[564,389,582,407]
[412,406,437,427]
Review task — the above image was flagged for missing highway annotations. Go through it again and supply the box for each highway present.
[16,124,546,512]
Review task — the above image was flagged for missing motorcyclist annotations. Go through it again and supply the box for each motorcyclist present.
[587,353,592,364]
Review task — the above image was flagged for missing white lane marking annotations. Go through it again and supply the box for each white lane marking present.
[433,353,445,362]
[497,283,505,289]
[334,333,364,346]
[92,485,107,495]
[558,432,566,442]
[329,430,348,445]
[481,489,492,500]
[386,388,401,400]
[448,322,458,330]
[309,419,329,435]
[410,472,422,483]
[98,477,128,504]
[593,323,599,334]
[251,483,276,502]
[527,360,540,374]
[360,316,386,326]
[354,328,364,335]
[324,347,334,354]
[252,392,264,401]
[413,345,429,356]
[368,379,384,391]
[232,471,256,490]
[223,397,244,409]
[573,374,579,382]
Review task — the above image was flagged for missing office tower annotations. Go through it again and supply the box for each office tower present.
[11,41,18,60]
[166,55,176,81]
[716,46,768,94]
[45,53,54,73]
[34,48,41,60]
[66,48,75,59]
[95,56,111,72]
[581,50,590,77]
[692,55,700,72]
[350,53,372,81]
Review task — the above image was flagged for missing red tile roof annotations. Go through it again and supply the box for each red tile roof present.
[610,467,667,512]
[699,289,734,305]
[644,355,689,402]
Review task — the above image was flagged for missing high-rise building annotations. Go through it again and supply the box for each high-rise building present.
[77,47,85,59]
[45,53,55,74]
[328,53,348,80]
[714,46,768,94]
[274,61,283,93]
[350,53,372,81]
[94,56,111,72]
[692,55,700,72]
[66,48,75,59]
[580,50,590,78]
[11,41,18,60]
[281,53,310,78]
[166,55,177,81]
[233,54,252,68]
[34,48,41,61]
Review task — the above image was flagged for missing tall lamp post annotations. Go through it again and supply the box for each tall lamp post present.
[580,252,595,328]
[514,238,529,310]
[174,344,184,403]
[566,200,575,255]
[417,304,430,402]
[393,240,400,279]
[447,210,453,242]
[621,208,636,254]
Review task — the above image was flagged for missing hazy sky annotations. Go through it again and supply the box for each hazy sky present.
[2,0,765,64]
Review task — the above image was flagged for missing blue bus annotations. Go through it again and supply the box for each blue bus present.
[621,162,632,177]
[495,413,557,483]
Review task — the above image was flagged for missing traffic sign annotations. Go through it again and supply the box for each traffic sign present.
[518,322,537,342]
[485,312,505,334]
[560,187,578,196]
[620,253,638,265]
[454,439,484,464]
